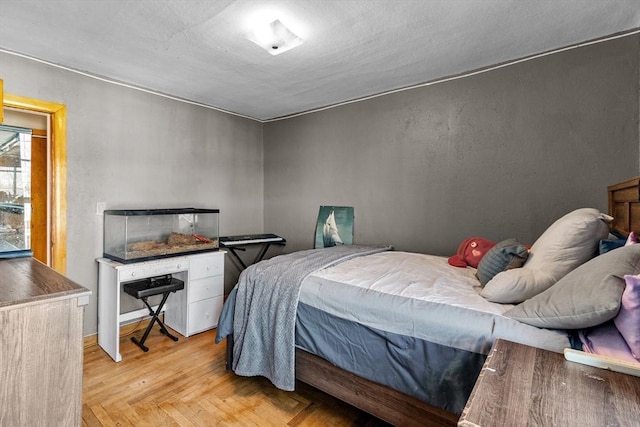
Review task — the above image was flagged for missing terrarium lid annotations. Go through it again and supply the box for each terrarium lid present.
[103,208,219,216]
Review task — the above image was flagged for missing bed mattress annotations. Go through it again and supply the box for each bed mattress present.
[300,251,570,354]
[295,251,571,414]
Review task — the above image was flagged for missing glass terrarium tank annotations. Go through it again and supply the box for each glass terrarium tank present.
[103,208,219,263]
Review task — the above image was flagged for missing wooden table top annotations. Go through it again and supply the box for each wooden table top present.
[458,339,640,427]
[0,257,89,308]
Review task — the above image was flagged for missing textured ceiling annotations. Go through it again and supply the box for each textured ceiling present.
[1,0,639,121]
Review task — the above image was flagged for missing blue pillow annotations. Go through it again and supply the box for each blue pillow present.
[599,238,626,254]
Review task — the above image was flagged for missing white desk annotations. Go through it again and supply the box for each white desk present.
[97,251,224,362]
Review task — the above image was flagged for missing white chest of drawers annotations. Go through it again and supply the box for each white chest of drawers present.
[164,252,224,336]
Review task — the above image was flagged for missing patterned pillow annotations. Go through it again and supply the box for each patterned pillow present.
[599,238,626,254]
[476,239,529,286]
[614,275,640,361]
[599,231,640,254]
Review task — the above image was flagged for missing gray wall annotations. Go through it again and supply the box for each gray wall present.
[264,34,640,255]
[1,34,639,337]
[1,52,264,335]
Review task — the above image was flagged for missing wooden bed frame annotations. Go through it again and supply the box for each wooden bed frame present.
[294,348,458,426]
[229,177,639,427]
[608,176,640,236]
[225,338,457,426]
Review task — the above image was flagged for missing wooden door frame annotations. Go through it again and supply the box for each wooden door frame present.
[2,94,67,273]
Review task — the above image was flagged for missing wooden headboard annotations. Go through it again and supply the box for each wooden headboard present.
[608,176,640,236]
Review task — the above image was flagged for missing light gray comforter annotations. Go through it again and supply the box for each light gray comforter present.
[219,245,391,390]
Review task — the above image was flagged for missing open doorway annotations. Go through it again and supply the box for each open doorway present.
[1,113,48,264]
[2,95,67,273]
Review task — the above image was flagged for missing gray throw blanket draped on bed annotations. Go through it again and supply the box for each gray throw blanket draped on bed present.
[230,244,392,390]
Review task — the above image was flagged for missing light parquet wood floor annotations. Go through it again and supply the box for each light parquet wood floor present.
[83,327,391,426]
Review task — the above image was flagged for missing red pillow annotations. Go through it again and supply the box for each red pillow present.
[448,237,496,268]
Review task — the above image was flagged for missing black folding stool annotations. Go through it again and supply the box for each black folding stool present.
[123,274,185,352]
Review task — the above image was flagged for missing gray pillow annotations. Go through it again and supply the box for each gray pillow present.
[476,239,529,286]
[481,208,611,303]
[504,243,640,329]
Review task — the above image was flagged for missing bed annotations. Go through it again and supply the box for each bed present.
[215,177,640,427]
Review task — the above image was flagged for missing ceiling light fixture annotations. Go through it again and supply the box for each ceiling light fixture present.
[246,19,304,56]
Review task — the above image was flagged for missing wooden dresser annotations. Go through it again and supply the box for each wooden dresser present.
[458,339,640,426]
[0,257,90,426]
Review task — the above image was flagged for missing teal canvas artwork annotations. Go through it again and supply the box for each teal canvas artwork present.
[315,206,354,248]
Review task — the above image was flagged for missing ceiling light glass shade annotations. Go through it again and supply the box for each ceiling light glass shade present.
[246,19,304,56]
